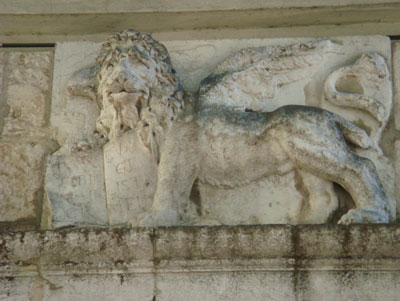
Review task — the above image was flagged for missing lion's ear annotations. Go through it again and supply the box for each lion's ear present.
[66,64,99,102]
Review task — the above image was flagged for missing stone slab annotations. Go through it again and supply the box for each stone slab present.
[2,51,52,136]
[51,42,101,145]
[1,1,400,44]
[393,42,400,131]
[45,148,108,228]
[104,132,157,226]
[2,0,397,14]
[0,140,53,222]
[156,272,295,301]
[1,225,400,300]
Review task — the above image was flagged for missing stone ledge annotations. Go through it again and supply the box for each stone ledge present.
[1,2,400,43]
[2,225,400,300]
[1,225,400,269]
[1,1,398,14]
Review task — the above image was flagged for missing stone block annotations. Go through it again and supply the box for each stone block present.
[1,225,400,300]
[156,272,295,301]
[0,140,53,222]
[45,148,108,228]
[2,51,53,136]
[154,226,292,260]
[104,131,157,226]
[394,42,400,131]
[298,270,400,301]
[50,42,101,145]
[40,275,154,301]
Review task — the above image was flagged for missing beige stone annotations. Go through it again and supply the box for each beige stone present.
[395,140,400,219]
[393,42,400,131]
[1,225,400,300]
[104,131,157,226]
[0,52,3,95]
[50,42,101,146]
[61,33,394,227]
[1,1,400,44]
[45,147,108,228]
[2,51,53,136]
[3,84,47,131]
[0,50,56,226]
[0,140,54,222]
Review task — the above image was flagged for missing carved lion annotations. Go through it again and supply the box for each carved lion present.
[79,30,391,226]
[94,30,185,162]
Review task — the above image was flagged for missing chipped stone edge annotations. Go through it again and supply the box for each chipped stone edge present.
[1,225,400,276]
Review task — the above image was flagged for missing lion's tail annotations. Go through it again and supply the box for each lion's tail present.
[333,114,370,149]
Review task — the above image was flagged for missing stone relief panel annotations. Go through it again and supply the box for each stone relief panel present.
[50,32,396,227]
[0,50,57,225]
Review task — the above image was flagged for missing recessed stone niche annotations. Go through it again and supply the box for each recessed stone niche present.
[43,34,397,228]
[1,32,400,300]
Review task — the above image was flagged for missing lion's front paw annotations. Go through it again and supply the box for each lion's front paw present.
[338,209,363,225]
[338,208,389,225]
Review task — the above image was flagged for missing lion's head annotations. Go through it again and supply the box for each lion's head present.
[93,30,184,159]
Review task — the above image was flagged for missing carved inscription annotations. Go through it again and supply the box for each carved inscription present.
[46,148,108,227]
[104,131,157,226]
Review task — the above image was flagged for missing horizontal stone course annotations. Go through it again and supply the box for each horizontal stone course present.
[2,225,400,300]
[1,225,400,267]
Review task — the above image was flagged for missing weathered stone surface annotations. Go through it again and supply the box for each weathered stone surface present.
[0,51,5,134]
[0,228,154,300]
[50,42,101,145]
[0,140,54,222]
[156,272,295,301]
[41,275,154,301]
[2,51,53,136]
[104,132,157,226]
[45,147,108,228]
[154,226,292,260]
[395,140,400,219]
[0,50,55,226]
[1,225,400,300]
[60,33,395,227]
[394,42,400,131]
[0,51,3,95]
[45,42,108,228]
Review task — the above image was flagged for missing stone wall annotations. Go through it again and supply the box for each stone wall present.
[1,1,400,300]
[1,225,400,300]
[1,35,398,230]
[0,49,57,231]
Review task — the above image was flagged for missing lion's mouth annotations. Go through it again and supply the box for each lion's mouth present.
[110,91,143,104]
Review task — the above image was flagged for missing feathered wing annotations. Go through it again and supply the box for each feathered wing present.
[198,40,338,111]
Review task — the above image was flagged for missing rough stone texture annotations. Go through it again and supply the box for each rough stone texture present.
[1,225,400,300]
[0,140,53,222]
[1,1,400,44]
[45,42,107,227]
[51,42,100,145]
[394,42,400,132]
[59,33,396,227]
[0,51,5,136]
[0,50,56,225]
[45,148,108,228]
[104,132,157,226]
[2,52,52,136]
[393,43,400,220]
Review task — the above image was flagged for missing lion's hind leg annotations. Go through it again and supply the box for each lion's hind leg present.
[281,136,389,224]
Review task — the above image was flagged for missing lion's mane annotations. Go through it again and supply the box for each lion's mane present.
[94,29,184,160]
